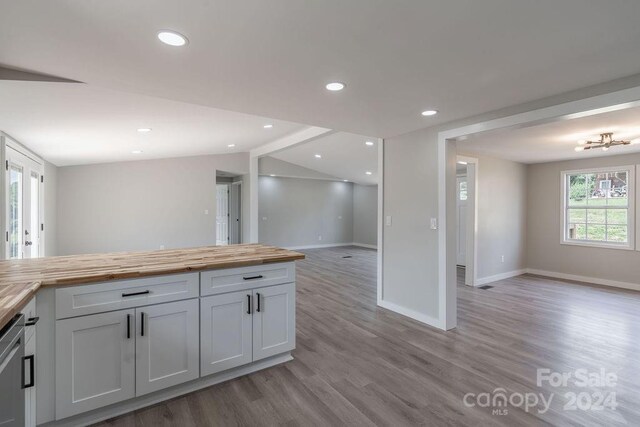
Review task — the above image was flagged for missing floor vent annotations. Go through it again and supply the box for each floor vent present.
[478,285,494,290]
[342,255,353,259]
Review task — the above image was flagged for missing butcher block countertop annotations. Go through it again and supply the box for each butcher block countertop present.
[0,244,305,330]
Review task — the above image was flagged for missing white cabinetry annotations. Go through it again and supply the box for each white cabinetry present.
[253,283,295,360]
[52,264,297,422]
[56,309,135,419]
[22,296,37,427]
[200,291,252,376]
[200,282,295,376]
[136,299,199,395]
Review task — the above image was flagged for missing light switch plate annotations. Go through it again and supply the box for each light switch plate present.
[430,218,438,230]
[386,216,392,226]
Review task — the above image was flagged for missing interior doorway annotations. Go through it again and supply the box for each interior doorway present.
[456,155,477,287]
[216,171,243,245]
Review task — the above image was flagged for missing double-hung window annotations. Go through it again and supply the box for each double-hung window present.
[562,167,634,249]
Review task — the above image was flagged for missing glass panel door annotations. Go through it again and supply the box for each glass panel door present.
[8,164,23,259]
[29,171,40,258]
[5,146,44,259]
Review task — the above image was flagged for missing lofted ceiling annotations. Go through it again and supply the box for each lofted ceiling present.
[2,1,640,141]
[458,105,640,164]
[271,132,378,185]
[0,81,305,166]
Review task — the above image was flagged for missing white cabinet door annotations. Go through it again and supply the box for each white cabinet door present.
[24,335,36,427]
[200,291,252,376]
[253,283,295,361]
[56,309,135,419]
[135,299,199,396]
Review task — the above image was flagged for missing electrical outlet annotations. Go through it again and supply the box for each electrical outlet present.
[501,255,505,263]
[318,235,323,241]
[204,209,209,215]
[386,216,392,226]
[160,245,165,250]
[262,217,267,221]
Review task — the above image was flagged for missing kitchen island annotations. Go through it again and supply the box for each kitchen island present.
[0,244,304,426]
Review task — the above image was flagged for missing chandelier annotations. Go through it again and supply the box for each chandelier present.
[574,132,637,152]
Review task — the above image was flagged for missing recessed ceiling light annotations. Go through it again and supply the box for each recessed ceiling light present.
[343,179,349,182]
[365,171,372,175]
[227,144,236,148]
[157,30,188,47]
[137,128,152,133]
[325,82,345,91]
[457,161,467,165]
[365,141,374,146]
[421,110,438,117]
[263,124,273,129]
[132,150,143,154]
[270,174,276,177]
[314,154,322,158]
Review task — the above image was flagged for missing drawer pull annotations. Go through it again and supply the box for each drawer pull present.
[122,290,150,297]
[126,314,131,339]
[141,312,145,337]
[243,275,264,281]
[25,316,39,326]
[22,355,35,389]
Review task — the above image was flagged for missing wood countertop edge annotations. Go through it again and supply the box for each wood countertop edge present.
[0,246,305,330]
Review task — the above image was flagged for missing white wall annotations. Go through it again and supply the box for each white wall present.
[353,184,378,247]
[44,161,58,256]
[472,155,527,280]
[527,152,640,285]
[258,176,354,248]
[56,153,249,255]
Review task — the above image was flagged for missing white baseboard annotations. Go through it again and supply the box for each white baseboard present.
[285,243,353,250]
[45,353,293,427]
[475,269,526,286]
[285,242,377,250]
[351,243,377,249]
[525,268,640,292]
[377,299,444,330]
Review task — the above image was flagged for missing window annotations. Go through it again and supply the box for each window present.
[562,167,634,249]
[459,180,467,201]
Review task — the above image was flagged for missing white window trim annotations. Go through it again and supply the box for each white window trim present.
[560,165,635,251]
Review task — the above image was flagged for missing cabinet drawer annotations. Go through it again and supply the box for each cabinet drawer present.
[200,262,294,296]
[56,273,199,319]
[21,296,37,343]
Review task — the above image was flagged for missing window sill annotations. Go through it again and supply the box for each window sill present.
[561,240,635,251]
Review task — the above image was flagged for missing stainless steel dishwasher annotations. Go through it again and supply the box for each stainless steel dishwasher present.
[0,314,26,427]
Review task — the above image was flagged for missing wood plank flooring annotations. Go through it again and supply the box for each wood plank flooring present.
[94,246,640,426]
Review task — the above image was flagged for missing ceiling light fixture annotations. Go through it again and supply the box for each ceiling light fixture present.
[270,174,276,177]
[227,144,236,148]
[343,179,348,182]
[457,161,468,165]
[421,110,438,117]
[365,171,372,175]
[263,124,273,129]
[325,82,345,91]
[574,132,631,152]
[314,154,322,158]
[157,30,188,47]
[365,141,374,146]
[132,150,143,154]
[137,128,152,133]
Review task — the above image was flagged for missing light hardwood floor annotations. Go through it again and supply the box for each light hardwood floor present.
[95,246,640,426]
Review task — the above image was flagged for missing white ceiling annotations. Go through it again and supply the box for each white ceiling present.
[3,1,640,139]
[0,81,305,166]
[271,132,378,185]
[458,105,640,164]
